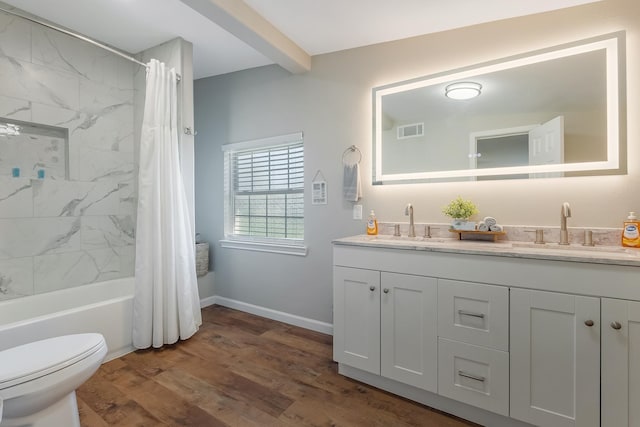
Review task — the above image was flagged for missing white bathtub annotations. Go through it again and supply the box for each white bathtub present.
[0,277,135,361]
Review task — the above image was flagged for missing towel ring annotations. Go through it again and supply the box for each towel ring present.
[342,145,362,164]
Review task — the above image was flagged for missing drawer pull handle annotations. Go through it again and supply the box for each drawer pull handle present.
[458,370,486,382]
[458,310,485,319]
[584,320,594,327]
[369,286,376,292]
[383,288,389,294]
[611,321,622,330]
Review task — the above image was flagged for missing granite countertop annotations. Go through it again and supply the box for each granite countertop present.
[333,234,640,267]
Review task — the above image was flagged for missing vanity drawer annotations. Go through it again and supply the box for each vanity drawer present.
[438,338,509,416]
[437,279,508,351]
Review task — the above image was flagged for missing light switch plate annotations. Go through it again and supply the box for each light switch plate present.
[353,204,363,220]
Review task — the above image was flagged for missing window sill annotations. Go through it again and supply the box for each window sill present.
[219,239,308,257]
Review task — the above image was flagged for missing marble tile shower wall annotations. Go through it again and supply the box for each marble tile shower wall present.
[0,11,136,300]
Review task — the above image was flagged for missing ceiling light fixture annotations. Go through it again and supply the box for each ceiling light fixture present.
[445,82,482,100]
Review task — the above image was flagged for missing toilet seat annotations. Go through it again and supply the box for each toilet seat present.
[0,334,106,391]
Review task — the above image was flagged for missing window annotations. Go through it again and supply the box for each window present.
[221,132,306,256]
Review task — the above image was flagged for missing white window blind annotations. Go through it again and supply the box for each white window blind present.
[222,133,305,252]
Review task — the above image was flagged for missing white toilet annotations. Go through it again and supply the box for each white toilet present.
[0,333,107,427]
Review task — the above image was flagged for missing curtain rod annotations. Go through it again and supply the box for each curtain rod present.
[0,6,182,81]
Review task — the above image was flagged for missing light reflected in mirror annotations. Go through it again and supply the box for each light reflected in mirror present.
[373,33,625,183]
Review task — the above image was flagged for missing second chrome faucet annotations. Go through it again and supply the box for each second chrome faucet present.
[560,202,572,245]
[405,203,416,238]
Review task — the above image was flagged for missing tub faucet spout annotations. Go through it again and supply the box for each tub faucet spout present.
[560,202,571,245]
[405,203,415,237]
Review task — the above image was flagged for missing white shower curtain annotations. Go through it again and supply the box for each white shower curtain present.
[132,59,202,349]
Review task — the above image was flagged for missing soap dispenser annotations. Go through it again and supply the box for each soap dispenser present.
[622,212,640,248]
[366,210,378,235]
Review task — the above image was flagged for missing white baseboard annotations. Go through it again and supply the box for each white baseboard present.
[200,295,216,308]
[105,345,135,362]
[212,296,333,335]
[102,295,332,364]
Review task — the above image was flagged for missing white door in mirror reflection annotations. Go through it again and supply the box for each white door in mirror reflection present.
[529,116,564,178]
[468,116,564,180]
[469,125,533,181]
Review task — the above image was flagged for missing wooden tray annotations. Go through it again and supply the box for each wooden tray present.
[449,229,507,242]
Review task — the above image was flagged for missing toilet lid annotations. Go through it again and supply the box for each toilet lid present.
[0,333,106,390]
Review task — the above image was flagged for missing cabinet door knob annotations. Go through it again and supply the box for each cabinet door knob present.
[611,321,622,330]
[383,288,389,293]
[584,320,594,327]
[369,286,376,292]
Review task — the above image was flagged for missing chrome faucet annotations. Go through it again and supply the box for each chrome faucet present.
[560,202,571,245]
[405,203,416,237]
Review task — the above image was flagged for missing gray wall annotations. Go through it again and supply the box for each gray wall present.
[194,65,360,323]
[194,0,640,324]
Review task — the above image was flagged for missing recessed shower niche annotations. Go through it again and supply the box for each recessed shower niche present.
[0,117,69,180]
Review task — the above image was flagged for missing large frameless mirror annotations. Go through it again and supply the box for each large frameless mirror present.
[373,32,626,184]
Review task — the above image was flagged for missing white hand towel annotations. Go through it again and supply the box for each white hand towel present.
[483,216,497,228]
[489,224,503,232]
[343,163,362,202]
[477,221,489,232]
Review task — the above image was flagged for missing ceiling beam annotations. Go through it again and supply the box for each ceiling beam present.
[180,0,311,74]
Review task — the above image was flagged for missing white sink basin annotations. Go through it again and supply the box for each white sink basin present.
[510,241,640,257]
[336,235,640,264]
[366,235,447,244]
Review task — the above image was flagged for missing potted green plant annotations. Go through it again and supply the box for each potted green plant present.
[442,196,478,230]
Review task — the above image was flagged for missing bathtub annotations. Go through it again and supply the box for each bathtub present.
[0,277,135,361]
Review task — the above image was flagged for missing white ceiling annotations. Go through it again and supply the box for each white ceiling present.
[2,0,600,79]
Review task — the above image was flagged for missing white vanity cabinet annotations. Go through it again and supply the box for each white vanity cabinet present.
[332,266,438,392]
[437,279,510,415]
[602,298,640,427]
[380,272,438,392]
[332,266,380,374]
[510,288,600,427]
[333,240,640,427]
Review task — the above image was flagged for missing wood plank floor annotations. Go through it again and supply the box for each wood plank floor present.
[77,305,479,427]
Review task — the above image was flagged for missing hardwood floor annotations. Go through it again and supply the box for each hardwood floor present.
[77,305,479,427]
